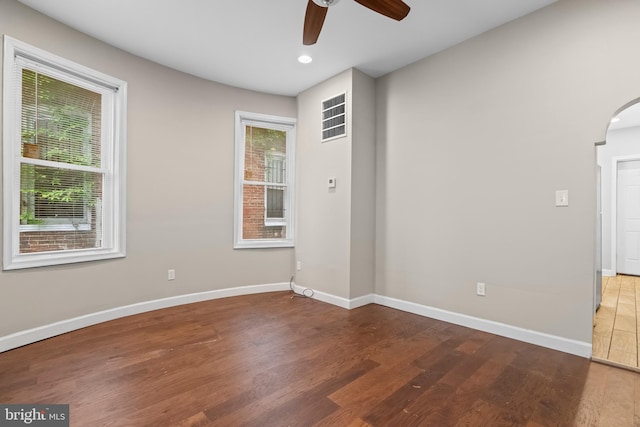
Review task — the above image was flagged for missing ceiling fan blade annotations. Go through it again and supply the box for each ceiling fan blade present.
[303,0,328,45]
[353,0,410,21]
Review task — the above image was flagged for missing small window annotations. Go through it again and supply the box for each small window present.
[3,36,127,269]
[321,92,346,142]
[234,111,295,248]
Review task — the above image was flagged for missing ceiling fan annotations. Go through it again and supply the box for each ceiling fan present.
[303,0,411,45]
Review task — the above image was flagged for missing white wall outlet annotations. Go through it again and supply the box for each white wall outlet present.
[168,269,176,281]
[296,261,302,271]
[328,177,336,188]
[476,282,486,296]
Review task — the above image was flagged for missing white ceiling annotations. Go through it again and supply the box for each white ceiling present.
[18,0,557,96]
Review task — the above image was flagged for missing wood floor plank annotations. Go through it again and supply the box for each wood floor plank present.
[453,398,519,426]
[430,361,507,425]
[618,301,637,316]
[574,362,609,427]
[311,407,369,427]
[592,333,612,359]
[328,359,424,412]
[597,366,636,427]
[454,330,495,355]
[173,412,210,427]
[361,351,467,426]
[386,381,457,426]
[608,348,637,367]
[634,373,640,427]
[622,276,636,291]
[611,330,638,354]
[526,358,590,426]
[604,286,620,302]
[594,317,614,337]
[207,359,378,426]
[615,314,637,333]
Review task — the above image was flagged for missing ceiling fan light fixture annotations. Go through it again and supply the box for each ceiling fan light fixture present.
[298,55,313,64]
[312,0,340,7]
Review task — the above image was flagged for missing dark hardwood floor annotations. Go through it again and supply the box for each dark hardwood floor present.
[0,291,638,426]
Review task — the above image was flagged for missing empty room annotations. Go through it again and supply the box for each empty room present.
[1,0,640,425]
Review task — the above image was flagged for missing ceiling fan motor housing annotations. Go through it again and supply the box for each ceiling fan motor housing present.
[312,0,340,7]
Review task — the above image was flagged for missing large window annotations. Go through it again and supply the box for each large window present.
[234,111,295,248]
[3,36,127,269]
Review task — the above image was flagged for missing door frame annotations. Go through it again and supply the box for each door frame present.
[608,155,640,276]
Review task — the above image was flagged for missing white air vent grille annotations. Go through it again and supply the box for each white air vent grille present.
[321,92,346,141]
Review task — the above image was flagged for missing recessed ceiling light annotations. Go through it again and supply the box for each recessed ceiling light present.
[611,117,621,123]
[298,55,313,64]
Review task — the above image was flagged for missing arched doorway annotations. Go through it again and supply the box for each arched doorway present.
[593,99,640,370]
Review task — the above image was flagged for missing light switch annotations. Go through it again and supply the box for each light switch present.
[555,190,569,207]
[328,177,336,188]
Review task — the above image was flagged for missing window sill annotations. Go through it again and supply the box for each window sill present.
[4,248,125,270]
[234,239,294,249]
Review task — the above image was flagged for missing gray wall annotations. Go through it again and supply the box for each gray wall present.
[375,0,640,343]
[296,70,354,298]
[295,68,376,300]
[0,0,296,336]
[349,69,376,299]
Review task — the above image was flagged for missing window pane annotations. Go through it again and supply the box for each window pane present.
[242,184,286,239]
[21,69,101,168]
[244,126,286,182]
[19,224,101,254]
[265,153,286,184]
[19,163,102,253]
[266,187,284,219]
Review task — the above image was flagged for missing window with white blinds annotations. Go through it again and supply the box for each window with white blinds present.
[234,111,295,249]
[2,36,127,270]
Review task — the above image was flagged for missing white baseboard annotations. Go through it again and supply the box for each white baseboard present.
[602,269,616,277]
[291,283,375,309]
[1,282,592,359]
[373,295,591,358]
[349,293,376,309]
[0,282,290,353]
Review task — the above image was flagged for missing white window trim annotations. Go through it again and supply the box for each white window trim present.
[2,36,127,270]
[234,111,295,249]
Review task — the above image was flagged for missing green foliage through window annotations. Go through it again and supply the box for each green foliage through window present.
[20,68,101,224]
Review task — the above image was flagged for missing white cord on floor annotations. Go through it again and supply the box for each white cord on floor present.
[289,275,314,298]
